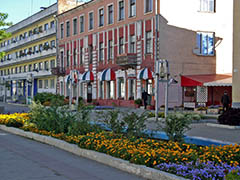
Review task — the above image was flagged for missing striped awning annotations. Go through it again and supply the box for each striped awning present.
[82,71,94,81]
[137,68,153,80]
[100,68,116,81]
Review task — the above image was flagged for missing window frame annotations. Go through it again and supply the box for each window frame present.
[198,0,215,13]
[118,0,125,21]
[88,11,94,31]
[98,7,104,27]
[60,23,64,39]
[73,17,78,35]
[119,37,124,54]
[129,0,136,18]
[145,0,153,14]
[99,42,104,61]
[107,4,114,25]
[145,31,152,54]
[79,14,85,33]
[108,39,113,60]
[196,31,215,56]
[66,20,70,37]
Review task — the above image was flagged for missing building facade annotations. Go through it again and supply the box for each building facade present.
[0,4,57,103]
[57,0,222,108]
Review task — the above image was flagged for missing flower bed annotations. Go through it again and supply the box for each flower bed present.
[0,113,240,180]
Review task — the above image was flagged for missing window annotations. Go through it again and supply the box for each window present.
[23,32,27,39]
[80,15,84,33]
[24,49,27,56]
[146,31,152,54]
[24,65,27,73]
[39,62,43,71]
[44,79,48,89]
[119,1,124,21]
[118,77,125,98]
[7,69,10,75]
[39,26,43,33]
[130,35,135,53]
[119,37,124,54]
[50,59,55,69]
[99,8,104,27]
[50,21,55,28]
[196,32,214,56]
[50,79,55,89]
[39,80,43,89]
[60,51,64,67]
[51,40,55,48]
[73,18,77,35]
[39,44,43,52]
[28,30,33,37]
[66,50,70,67]
[99,42,104,61]
[89,45,93,64]
[60,23,64,39]
[89,12,94,30]
[19,66,22,73]
[145,0,153,13]
[100,81,104,99]
[28,64,32,72]
[33,63,38,71]
[44,61,49,70]
[108,40,113,60]
[44,23,49,31]
[199,0,215,12]
[66,21,70,37]
[33,46,37,53]
[73,48,77,66]
[129,0,136,17]
[108,5,113,24]
[80,47,83,65]
[15,67,18,74]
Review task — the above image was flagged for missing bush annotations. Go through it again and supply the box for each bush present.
[218,108,240,126]
[97,110,124,134]
[34,92,65,106]
[122,111,148,137]
[148,112,165,118]
[134,99,142,105]
[161,113,192,142]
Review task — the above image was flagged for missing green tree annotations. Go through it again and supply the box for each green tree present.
[0,12,12,58]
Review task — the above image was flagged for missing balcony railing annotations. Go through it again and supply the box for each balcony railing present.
[0,28,56,52]
[51,67,66,76]
[0,48,56,68]
[116,53,137,68]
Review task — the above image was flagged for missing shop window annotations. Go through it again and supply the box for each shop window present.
[39,80,43,89]
[50,79,55,89]
[44,79,49,89]
[118,77,125,99]
[100,81,104,99]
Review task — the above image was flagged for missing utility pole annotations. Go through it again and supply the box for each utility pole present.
[155,0,159,121]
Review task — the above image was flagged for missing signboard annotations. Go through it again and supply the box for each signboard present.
[184,102,196,108]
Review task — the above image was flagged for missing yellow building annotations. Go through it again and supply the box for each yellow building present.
[0,3,57,103]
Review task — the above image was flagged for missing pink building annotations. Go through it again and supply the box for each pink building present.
[56,0,228,108]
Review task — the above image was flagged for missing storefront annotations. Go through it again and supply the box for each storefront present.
[181,74,232,108]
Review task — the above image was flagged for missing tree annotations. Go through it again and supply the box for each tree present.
[0,12,12,58]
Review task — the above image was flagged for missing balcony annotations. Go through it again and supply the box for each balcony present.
[0,28,56,52]
[3,70,53,81]
[51,67,66,76]
[116,53,137,68]
[0,48,56,68]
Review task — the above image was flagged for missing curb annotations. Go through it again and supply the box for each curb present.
[206,123,240,130]
[0,125,186,180]
[7,102,29,107]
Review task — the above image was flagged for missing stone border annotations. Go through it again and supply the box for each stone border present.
[206,123,240,130]
[0,125,186,180]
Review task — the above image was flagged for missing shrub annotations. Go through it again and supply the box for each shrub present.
[148,112,165,118]
[34,92,65,106]
[160,113,192,142]
[122,111,148,137]
[97,110,124,134]
[134,99,142,105]
[218,108,240,126]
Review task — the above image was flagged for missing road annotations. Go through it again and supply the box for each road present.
[0,129,144,180]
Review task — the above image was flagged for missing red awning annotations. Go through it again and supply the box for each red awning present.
[181,74,232,87]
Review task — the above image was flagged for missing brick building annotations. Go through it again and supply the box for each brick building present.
[56,0,228,108]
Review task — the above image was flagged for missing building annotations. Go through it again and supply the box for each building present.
[0,3,57,103]
[57,0,226,108]
[232,0,240,108]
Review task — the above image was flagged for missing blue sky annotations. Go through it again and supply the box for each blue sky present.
[0,0,57,25]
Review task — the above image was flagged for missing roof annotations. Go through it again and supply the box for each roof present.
[181,74,232,87]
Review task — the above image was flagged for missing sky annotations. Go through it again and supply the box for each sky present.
[0,0,57,25]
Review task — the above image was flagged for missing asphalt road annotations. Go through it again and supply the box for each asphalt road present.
[0,129,144,180]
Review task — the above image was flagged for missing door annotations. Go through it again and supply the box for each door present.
[87,83,92,103]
